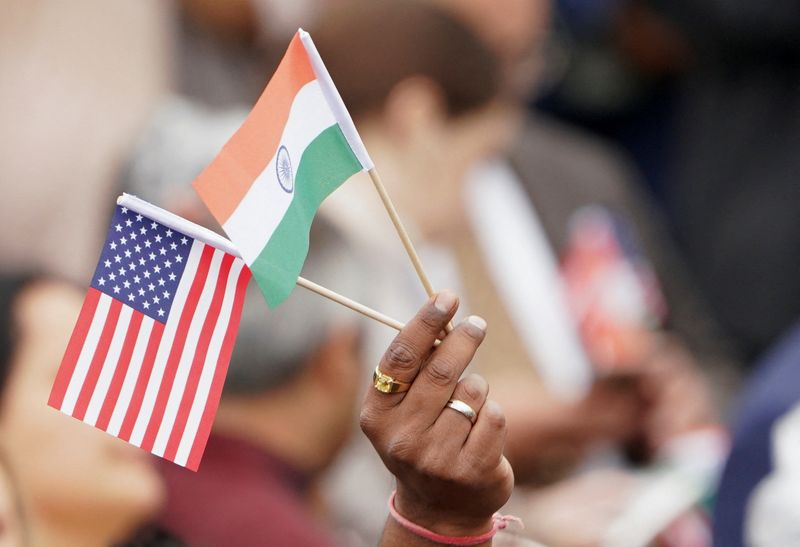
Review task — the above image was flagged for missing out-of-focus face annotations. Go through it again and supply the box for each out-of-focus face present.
[400,100,520,241]
[0,282,164,545]
[0,461,24,547]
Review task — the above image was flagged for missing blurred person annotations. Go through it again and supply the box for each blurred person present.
[156,220,369,547]
[713,320,800,547]
[432,0,732,477]
[648,1,800,363]
[0,273,165,547]
[0,451,24,546]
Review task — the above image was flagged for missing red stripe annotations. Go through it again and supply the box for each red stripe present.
[49,288,101,409]
[118,322,165,442]
[72,299,123,421]
[186,266,251,470]
[95,311,143,431]
[162,254,234,462]
[139,245,215,452]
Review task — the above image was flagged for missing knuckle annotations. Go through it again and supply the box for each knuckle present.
[359,407,377,436]
[459,374,487,402]
[424,358,459,387]
[384,340,418,372]
[385,433,418,465]
[419,307,446,333]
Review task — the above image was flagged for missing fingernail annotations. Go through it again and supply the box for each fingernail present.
[464,315,487,335]
[434,290,458,313]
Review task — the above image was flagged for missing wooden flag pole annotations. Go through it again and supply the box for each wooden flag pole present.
[296,276,404,331]
[367,167,454,332]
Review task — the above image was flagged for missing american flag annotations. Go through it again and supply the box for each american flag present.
[49,197,251,470]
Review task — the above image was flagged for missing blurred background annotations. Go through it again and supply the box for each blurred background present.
[1,0,798,546]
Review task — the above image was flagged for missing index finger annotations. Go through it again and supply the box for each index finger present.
[366,291,459,408]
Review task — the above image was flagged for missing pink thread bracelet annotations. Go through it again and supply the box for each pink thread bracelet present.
[388,490,522,545]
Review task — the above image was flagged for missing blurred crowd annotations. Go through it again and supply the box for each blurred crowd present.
[1,0,799,546]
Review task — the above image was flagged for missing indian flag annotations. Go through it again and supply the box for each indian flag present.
[193,29,372,308]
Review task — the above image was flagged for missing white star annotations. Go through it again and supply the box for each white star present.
[140,227,147,235]
[118,267,126,276]
[114,255,122,263]
[154,235,162,243]
[109,241,118,250]
[157,308,165,317]
[165,229,173,238]
[164,260,172,268]
[180,237,188,245]
[123,280,131,289]
[159,247,167,256]
[138,258,145,266]
[134,244,141,253]
[149,253,156,261]
[125,219,132,227]
[97,277,106,286]
[174,255,183,263]
[143,301,150,309]
[129,231,137,240]
[138,288,145,296]
[163,290,171,299]
[158,278,165,286]
[121,207,128,215]
[113,285,120,294]
[148,283,155,292]
[104,259,111,268]
[153,265,161,274]
[124,249,132,258]
[135,214,143,222]
[153,295,161,304]
[120,236,127,245]
[128,293,135,302]
[133,275,141,284]
[128,262,136,271]
[170,242,177,251]
[115,224,122,232]
[143,271,151,279]
[108,272,117,281]
[168,273,176,282]
[150,221,158,229]
[144,239,151,248]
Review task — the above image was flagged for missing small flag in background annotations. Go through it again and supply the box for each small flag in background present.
[48,195,251,470]
[193,29,372,309]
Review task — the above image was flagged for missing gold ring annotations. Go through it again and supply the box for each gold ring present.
[373,366,411,394]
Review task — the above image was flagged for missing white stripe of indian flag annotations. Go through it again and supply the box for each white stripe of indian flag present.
[223,80,362,307]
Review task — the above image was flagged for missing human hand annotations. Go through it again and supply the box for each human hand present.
[360,291,514,543]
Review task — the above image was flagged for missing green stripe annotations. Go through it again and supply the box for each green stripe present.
[250,124,362,307]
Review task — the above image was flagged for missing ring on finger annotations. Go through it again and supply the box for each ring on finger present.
[445,399,478,425]
[373,366,412,394]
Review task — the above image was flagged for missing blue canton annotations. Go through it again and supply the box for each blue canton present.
[91,206,193,322]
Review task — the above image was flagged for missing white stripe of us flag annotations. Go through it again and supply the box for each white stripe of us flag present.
[49,203,251,470]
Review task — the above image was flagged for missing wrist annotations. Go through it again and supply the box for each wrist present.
[394,487,495,537]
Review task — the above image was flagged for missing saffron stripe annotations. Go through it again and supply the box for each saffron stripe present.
[193,33,316,225]
[186,266,251,470]
[162,253,234,462]
[250,123,361,307]
[94,312,143,431]
[72,299,123,421]
[139,245,215,452]
[49,288,101,409]
[118,322,164,442]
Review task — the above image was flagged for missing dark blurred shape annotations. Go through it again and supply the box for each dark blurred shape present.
[713,320,800,546]
[649,0,800,363]
[312,0,500,119]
